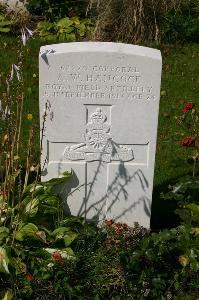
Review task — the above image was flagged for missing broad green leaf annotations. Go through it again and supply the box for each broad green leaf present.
[29,184,44,193]
[0,227,9,243]
[44,171,73,193]
[11,257,27,275]
[15,223,38,241]
[0,21,12,26]
[2,289,13,300]
[63,33,76,42]
[52,227,78,246]
[56,17,73,28]
[0,247,9,274]
[36,21,54,31]
[40,195,59,206]
[52,227,69,239]
[64,232,78,247]
[23,183,43,196]
[24,198,39,217]
[62,247,76,260]
[187,203,199,213]
[76,23,86,37]
[0,27,10,33]
[70,16,80,25]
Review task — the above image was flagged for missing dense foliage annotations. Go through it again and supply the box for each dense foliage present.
[0,172,198,299]
[162,2,199,43]
[0,0,199,43]
[94,0,199,43]
[26,0,91,21]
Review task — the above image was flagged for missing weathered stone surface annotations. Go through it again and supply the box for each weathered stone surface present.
[39,42,162,227]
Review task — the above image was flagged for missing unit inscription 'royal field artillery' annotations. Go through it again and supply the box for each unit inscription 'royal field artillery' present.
[63,108,134,163]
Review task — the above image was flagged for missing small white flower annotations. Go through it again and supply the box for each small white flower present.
[25,27,33,37]
[30,165,35,172]
[21,27,33,46]
[10,65,14,81]
[172,184,182,193]
[4,106,10,116]
[144,289,150,297]
[47,262,54,268]
[21,28,26,46]
[13,64,21,81]
[1,106,10,120]
[2,259,9,274]
[10,64,21,81]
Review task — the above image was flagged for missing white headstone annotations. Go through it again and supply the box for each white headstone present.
[39,42,162,228]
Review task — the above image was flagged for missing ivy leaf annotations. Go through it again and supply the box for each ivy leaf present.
[15,223,39,241]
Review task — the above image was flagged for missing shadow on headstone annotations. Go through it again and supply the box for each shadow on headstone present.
[57,153,151,226]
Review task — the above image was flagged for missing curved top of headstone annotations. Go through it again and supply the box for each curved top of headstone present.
[40,42,161,61]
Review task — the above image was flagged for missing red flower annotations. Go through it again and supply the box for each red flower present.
[26,273,33,281]
[52,251,62,262]
[113,222,128,235]
[105,219,114,227]
[181,136,195,147]
[182,102,193,113]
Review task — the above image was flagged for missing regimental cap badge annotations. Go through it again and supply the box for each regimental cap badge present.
[90,108,107,125]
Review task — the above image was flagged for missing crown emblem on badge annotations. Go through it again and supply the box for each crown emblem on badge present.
[90,108,106,124]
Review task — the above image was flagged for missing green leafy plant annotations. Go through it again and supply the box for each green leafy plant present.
[93,0,199,44]
[0,171,92,298]
[162,2,199,43]
[162,175,199,227]
[36,16,94,41]
[35,20,55,40]
[0,14,12,33]
[121,225,199,299]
